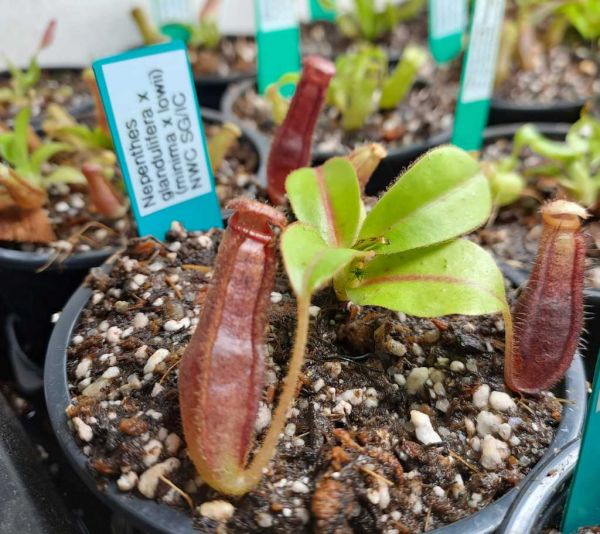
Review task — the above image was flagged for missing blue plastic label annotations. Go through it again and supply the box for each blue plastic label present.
[93,41,222,238]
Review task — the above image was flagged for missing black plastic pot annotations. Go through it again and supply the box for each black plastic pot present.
[489,97,585,126]
[0,390,79,533]
[499,439,580,534]
[221,79,450,196]
[45,262,587,534]
[0,108,265,379]
[195,71,256,110]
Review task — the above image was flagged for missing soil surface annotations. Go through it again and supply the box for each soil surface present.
[188,16,429,77]
[495,41,599,105]
[0,69,92,124]
[65,228,562,533]
[230,61,457,154]
[472,137,600,289]
[190,36,256,78]
[0,120,264,258]
[301,17,428,61]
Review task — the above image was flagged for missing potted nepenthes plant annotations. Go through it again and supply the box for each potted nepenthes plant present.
[490,0,600,124]
[223,51,457,192]
[130,2,256,110]
[46,143,586,533]
[0,20,94,126]
[301,0,427,60]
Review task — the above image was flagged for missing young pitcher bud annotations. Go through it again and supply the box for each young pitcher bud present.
[346,143,387,194]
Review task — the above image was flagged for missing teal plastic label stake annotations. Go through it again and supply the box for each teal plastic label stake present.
[93,41,222,239]
[428,0,467,64]
[562,353,600,534]
[255,0,301,94]
[150,0,192,41]
[309,0,336,22]
[451,0,505,151]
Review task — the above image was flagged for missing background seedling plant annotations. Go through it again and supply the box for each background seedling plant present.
[180,146,515,496]
[266,44,427,131]
[486,115,600,208]
[496,0,600,85]
[335,0,426,43]
[0,20,56,108]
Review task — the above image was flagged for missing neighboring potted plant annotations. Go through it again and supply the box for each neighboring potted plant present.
[223,50,456,191]
[490,0,600,124]
[0,75,269,378]
[130,3,256,109]
[46,144,585,533]
[301,0,427,61]
[0,20,94,125]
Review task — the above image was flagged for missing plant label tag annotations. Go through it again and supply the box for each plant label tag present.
[151,0,190,24]
[309,0,336,22]
[255,0,301,94]
[451,0,505,151]
[150,0,192,41]
[93,41,222,239]
[562,353,600,534]
[428,0,467,64]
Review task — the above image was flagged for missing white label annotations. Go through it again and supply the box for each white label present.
[100,49,212,217]
[431,0,467,39]
[461,0,505,103]
[151,0,191,24]
[257,0,297,32]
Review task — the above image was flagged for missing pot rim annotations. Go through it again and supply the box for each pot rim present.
[498,439,580,534]
[491,96,586,114]
[44,261,588,534]
[0,107,266,272]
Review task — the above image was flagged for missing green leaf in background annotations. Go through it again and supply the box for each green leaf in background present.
[327,45,386,131]
[9,107,31,169]
[281,223,366,297]
[20,57,41,95]
[43,165,87,186]
[358,146,491,254]
[345,238,508,317]
[380,44,427,110]
[488,169,526,207]
[265,72,300,125]
[513,124,584,162]
[286,158,364,248]
[29,142,72,175]
[559,0,600,41]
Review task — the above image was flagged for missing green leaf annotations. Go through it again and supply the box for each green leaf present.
[358,145,491,254]
[43,165,86,185]
[380,45,427,110]
[345,239,508,317]
[513,124,584,162]
[286,158,364,248]
[60,125,113,150]
[327,46,386,131]
[20,57,41,94]
[0,87,15,103]
[281,223,367,297]
[11,107,31,169]
[30,142,72,174]
[265,72,300,125]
